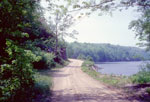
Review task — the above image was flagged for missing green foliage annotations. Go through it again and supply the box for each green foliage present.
[34,73,52,89]
[131,63,150,84]
[129,9,150,49]
[82,61,99,80]
[0,0,42,101]
[77,54,86,60]
[33,51,56,69]
[0,40,40,102]
[146,88,150,95]
[32,72,52,102]
[67,42,150,62]
[82,60,94,67]
[119,0,150,50]
[40,52,55,68]
[86,55,93,61]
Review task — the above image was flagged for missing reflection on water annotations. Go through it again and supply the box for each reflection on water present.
[96,61,149,76]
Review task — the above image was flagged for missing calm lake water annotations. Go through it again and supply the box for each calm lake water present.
[96,61,149,76]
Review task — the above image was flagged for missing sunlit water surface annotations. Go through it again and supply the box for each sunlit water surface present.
[96,61,149,76]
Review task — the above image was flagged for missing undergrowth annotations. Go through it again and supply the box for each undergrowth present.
[32,60,69,102]
[131,63,150,84]
[32,71,52,102]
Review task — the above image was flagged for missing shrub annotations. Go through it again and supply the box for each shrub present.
[82,60,94,67]
[54,52,65,65]
[0,40,41,102]
[146,88,150,95]
[86,55,93,61]
[33,51,55,69]
[32,72,52,102]
[131,63,150,84]
[77,54,86,60]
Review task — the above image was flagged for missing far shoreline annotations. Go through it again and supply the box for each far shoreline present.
[95,60,150,64]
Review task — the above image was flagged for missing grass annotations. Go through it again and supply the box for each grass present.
[55,60,70,68]
[146,88,150,95]
[32,60,69,102]
[131,63,150,84]
[32,71,52,102]
[81,60,132,88]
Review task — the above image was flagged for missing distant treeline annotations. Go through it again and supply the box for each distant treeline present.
[67,42,150,62]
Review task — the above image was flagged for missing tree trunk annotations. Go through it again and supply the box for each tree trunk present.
[55,35,58,55]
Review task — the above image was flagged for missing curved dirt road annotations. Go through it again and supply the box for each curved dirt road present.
[51,59,135,102]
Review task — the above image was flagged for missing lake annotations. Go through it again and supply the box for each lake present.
[96,61,149,76]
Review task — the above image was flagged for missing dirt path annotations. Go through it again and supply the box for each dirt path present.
[51,59,137,102]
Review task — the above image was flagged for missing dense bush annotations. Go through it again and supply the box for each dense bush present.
[32,72,52,102]
[0,40,41,102]
[0,0,42,101]
[131,63,150,84]
[146,88,150,95]
[33,51,55,69]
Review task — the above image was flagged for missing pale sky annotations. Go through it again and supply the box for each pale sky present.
[66,8,140,47]
[41,0,140,47]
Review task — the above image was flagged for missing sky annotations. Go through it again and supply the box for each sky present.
[41,0,140,47]
[66,8,140,47]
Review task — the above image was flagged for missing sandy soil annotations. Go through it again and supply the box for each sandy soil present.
[51,59,138,102]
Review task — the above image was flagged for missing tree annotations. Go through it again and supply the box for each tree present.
[77,54,86,60]
[67,42,150,62]
[117,0,150,49]
[0,0,41,101]
[129,9,150,50]
[86,55,93,61]
[40,0,79,63]
[50,11,77,55]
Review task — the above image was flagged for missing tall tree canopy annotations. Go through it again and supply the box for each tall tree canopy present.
[67,42,150,62]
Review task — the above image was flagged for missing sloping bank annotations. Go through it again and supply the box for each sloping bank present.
[81,60,150,102]
[81,60,131,87]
